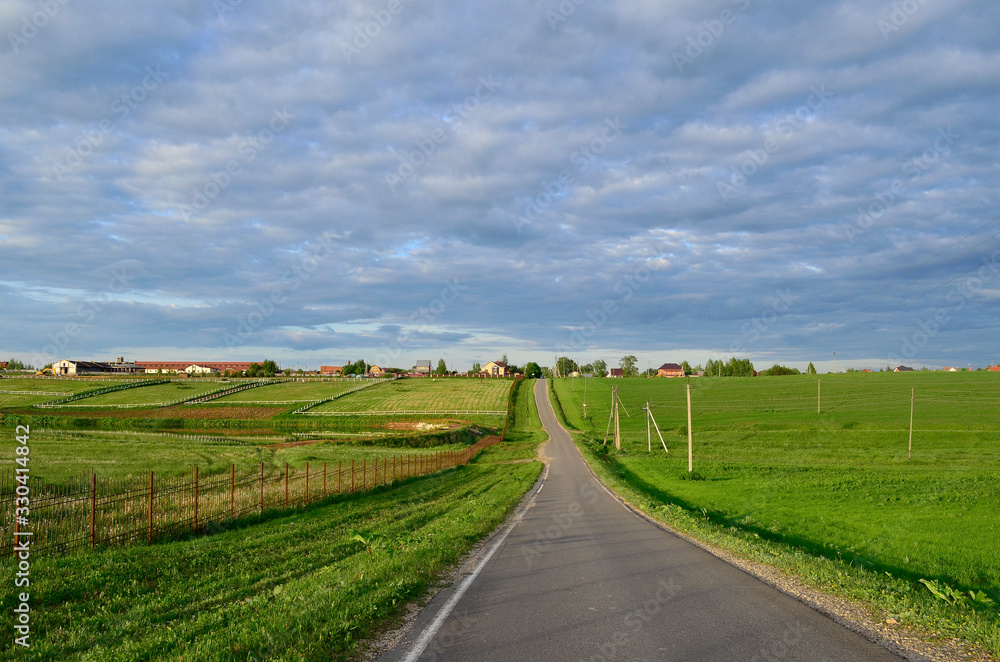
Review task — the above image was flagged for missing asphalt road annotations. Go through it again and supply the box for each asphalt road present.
[379,379,904,662]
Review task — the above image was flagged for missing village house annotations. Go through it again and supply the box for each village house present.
[657,363,685,378]
[320,365,343,376]
[480,361,511,377]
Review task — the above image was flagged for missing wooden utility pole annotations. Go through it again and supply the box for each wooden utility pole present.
[646,400,651,452]
[686,379,693,473]
[614,386,622,450]
[908,388,915,460]
[603,389,614,444]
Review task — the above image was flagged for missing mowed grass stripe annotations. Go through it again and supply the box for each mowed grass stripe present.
[0,378,127,408]
[56,381,228,406]
[213,380,361,403]
[308,378,511,413]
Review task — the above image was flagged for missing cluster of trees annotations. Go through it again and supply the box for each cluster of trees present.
[3,359,33,371]
[340,359,370,376]
[758,364,801,376]
[702,357,756,377]
[553,357,608,377]
[246,360,280,378]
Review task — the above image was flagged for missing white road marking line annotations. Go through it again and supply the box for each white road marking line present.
[401,475,545,661]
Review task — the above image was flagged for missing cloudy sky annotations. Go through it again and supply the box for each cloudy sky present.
[2,0,998,372]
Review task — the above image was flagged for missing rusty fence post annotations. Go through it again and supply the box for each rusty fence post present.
[338,460,342,494]
[305,461,310,503]
[260,462,264,513]
[90,472,96,548]
[148,470,154,545]
[230,463,235,518]
[351,459,355,492]
[323,462,327,497]
[362,458,367,491]
[284,462,289,507]
[194,466,199,532]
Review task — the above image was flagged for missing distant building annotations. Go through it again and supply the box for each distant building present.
[942,366,958,372]
[368,365,385,377]
[480,361,510,377]
[54,359,146,375]
[137,361,254,375]
[607,368,624,378]
[894,365,915,372]
[988,365,1000,372]
[320,365,343,376]
[185,364,219,375]
[657,363,684,378]
[413,360,432,375]
[0,361,8,370]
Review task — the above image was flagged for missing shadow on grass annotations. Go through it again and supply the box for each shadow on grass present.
[590,446,998,600]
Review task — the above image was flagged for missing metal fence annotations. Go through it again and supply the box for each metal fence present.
[1,435,498,557]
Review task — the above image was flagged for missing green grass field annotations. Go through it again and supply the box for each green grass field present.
[10,430,472,487]
[0,378,128,407]
[307,378,511,414]
[53,380,232,406]
[552,373,1000,653]
[211,380,360,403]
[0,462,542,661]
[0,379,545,661]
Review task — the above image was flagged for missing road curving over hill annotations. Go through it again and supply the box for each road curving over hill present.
[378,379,905,662]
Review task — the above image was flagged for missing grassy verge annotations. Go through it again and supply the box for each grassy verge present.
[546,377,1000,656]
[475,378,548,463]
[0,463,541,661]
[0,378,546,661]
